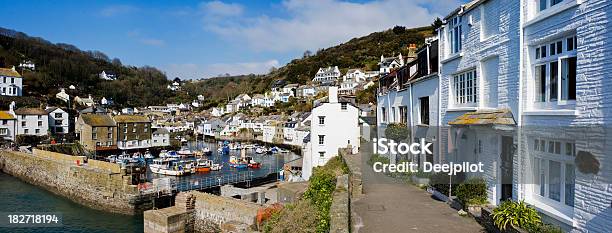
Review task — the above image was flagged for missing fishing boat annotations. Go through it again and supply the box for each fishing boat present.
[149,158,186,176]
[228,156,248,169]
[180,160,196,174]
[194,159,212,172]
[255,147,266,154]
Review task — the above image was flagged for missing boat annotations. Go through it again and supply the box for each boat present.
[177,147,194,157]
[228,156,248,169]
[244,156,261,168]
[179,160,196,174]
[149,158,186,176]
[255,147,266,154]
[143,151,154,159]
[194,159,212,172]
[210,163,223,171]
[229,143,241,150]
[270,147,279,154]
[242,144,255,150]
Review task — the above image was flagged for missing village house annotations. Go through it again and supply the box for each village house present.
[46,107,69,135]
[75,114,117,151]
[0,67,23,96]
[378,54,405,75]
[9,103,49,137]
[296,85,317,98]
[0,111,17,141]
[151,127,170,147]
[198,118,226,138]
[211,107,224,117]
[18,60,35,71]
[99,70,117,80]
[56,89,70,103]
[250,94,266,107]
[302,87,359,180]
[74,95,95,107]
[114,115,152,150]
[312,66,341,85]
[282,84,298,97]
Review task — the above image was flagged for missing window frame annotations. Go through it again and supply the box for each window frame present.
[531,138,576,212]
[451,69,478,107]
[531,36,577,110]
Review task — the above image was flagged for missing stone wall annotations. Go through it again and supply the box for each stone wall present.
[330,174,350,233]
[0,150,149,214]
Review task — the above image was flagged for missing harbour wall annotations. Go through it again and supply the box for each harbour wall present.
[0,149,153,215]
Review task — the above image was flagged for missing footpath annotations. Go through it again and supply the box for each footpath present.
[351,147,484,233]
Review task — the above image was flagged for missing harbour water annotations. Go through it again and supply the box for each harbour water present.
[0,173,143,233]
[0,140,301,233]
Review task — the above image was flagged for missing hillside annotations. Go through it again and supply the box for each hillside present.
[0,27,173,108]
[184,25,434,103]
[0,25,434,109]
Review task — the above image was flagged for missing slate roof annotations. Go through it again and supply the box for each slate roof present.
[81,114,116,127]
[113,115,151,123]
[14,108,47,115]
[0,68,21,77]
[152,127,170,134]
[448,109,516,126]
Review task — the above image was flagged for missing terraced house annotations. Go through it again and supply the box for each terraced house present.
[114,115,152,150]
[76,114,117,151]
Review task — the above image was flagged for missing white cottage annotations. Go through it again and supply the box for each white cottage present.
[46,107,69,135]
[312,66,341,85]
[302,87,359,180]
[0,67,23,96]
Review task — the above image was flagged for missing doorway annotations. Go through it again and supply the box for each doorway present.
[500,136,514,201]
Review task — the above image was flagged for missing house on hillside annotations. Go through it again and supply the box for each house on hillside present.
[312,66,341,85]
[99,70,117,80]
[0,67,23,96]
[378,54,404,75]
[10,104,49,137]
[18,60,35,71]
[74,95,95,107]
[302,87,359,180]
[56,89,70,103]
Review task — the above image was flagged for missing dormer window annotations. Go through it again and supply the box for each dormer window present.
[448,15,462,54]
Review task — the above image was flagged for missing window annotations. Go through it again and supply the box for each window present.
[21,121,26,127]
[532,138,575,208]
[108,133,112,139]
[37,115,41,120]
[123,125,128,133]
[35,129,40,134]
[452,69,478,106]
[420,97,430,125]
[381,107,387,122]
[24,129,28,134]
[341,102,347,110]
[92,133,97,140]
[318,135,325,145]
[0,128,7,135]
[55,113,62,118]
[54,120,62,125]
[38,121,43,127]
[533,36,577,108]
[319,152,325,157]
[481,0,499,39]
[132,123,137,132]
[318,116,325,125]
[2,120,6,125]
[538,0,565,12]
[448,15,462,54]
[398,106,408,124]
[144,126,148,132]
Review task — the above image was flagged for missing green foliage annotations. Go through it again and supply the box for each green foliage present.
[492,200,542,231]
[455,177,488,205]
[367,153,390,166]
[384,123,410,142]
[355,82,377,104]
[527,224,563,233]
[263,201,319,233]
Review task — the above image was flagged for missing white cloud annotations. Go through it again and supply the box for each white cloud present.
[201,0,461,52]
[164,60,279,79]
[99,5,138,17]
[200,0,244,18]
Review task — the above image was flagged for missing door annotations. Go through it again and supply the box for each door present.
[500,136,514,201]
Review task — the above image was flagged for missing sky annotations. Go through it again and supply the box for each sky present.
[0,0,463,79]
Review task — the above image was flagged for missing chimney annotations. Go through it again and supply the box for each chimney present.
[329,86,338,103]
[9,101,15,113]
[11,66,16,71]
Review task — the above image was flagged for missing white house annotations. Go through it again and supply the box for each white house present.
[342,69,367,83]
[198,118,225,137]
[251,94,266,107]
[10,103,49,137]
[99,70,117,80]
[211,107,224,117]
[18,60,35,71]
[302,87,359,180]
[282,84,298,97]
[46,107,69,135]
[0,111,17,141]
[56,89,70,103]
[74,95,95,107]
[0,67,22,96]
[151,128,170,147]
[378,54,404,74]
[312,66,341,85]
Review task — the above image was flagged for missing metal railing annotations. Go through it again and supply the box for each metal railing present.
[140,171,255,195]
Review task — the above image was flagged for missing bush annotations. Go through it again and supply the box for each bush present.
[384,123,410,142]
[367,153,389,166]
[304,169,336,233]
[429,172,465,196]
[262,201,319,233]
[492,200,541,231]
[527,224,563,233]
[455,177,488,205]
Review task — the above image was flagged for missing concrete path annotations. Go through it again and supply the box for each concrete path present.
[352,153,485,233]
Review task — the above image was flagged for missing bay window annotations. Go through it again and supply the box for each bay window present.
[532,35,577,109]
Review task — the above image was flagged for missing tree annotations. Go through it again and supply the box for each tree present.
[303,50,312,58]
[392,26,406,34]
[384,123,410,143]
[431,17,443,31]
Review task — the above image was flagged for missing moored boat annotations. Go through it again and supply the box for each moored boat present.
[194,159,211,172]
[149,158,186,176]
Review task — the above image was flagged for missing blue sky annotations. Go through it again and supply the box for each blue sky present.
[1,0,462,79]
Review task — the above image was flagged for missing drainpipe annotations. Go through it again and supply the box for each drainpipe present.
[408,81,414,163]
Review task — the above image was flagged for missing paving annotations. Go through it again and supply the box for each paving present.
[352,151,485,233]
